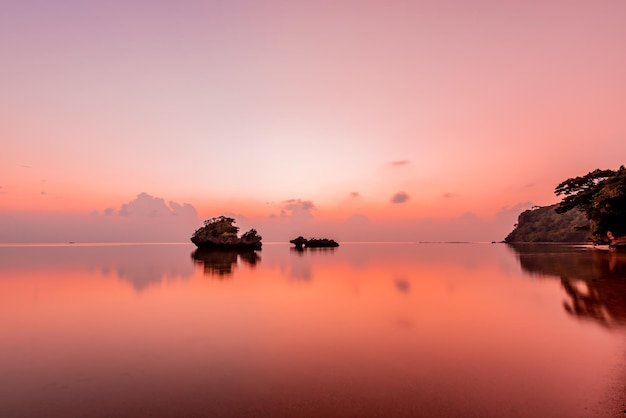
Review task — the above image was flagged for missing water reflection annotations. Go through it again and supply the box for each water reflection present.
[192,249,260,277]
[509,244,626,327]
[0,244,194,291]
[289,246,337,255]
[285,245,339,281]
[1,243,625,417]
[111,246,194,290]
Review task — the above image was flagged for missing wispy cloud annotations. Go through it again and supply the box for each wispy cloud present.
[389,160,410,167]
[350,191,360,198]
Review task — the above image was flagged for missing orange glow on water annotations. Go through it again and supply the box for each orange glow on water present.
[1,243,624,416]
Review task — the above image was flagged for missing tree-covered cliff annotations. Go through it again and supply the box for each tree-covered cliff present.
[504,204,589,243]
[505,166,626,244]
[555,166,626,245]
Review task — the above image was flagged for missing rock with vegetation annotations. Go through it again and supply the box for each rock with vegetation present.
[290,236,339,249]
[191,216,262,249]
[554,166,626,246]
[504,204,589,243]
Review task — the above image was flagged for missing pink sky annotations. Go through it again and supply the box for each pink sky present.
[1,0,625,242]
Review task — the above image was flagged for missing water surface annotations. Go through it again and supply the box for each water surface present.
[1,243,625,417]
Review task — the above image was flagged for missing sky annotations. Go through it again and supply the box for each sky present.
[1,0,625,242]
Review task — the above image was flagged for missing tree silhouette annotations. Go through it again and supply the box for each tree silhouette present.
[555,166,626,244]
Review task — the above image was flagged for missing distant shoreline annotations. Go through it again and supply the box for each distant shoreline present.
[0,241,517,247]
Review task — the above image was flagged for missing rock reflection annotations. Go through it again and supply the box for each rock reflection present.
[287,246,337,281]
[192,249,260,278]
[289,246,337,256]
[509,244,626,327]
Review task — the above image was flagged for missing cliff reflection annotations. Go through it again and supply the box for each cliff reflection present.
[509,244,626,327]
[192,249,260,278]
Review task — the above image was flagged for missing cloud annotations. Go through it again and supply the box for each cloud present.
[390,191,410,204]
[252,199,320,240]
[389,160,410,166]
[0,199,200,242]
[110,194,199,241]
[442,192,455,198]
[280,199,315,221]
[284,199,315,211]
[95,193,201,240]
[394,277,411,293]
[112,192,199,221]
[242,200,535,243]
[0,193,200,243]
[170,201,199,218]
[350,191,360,198]
[0,188,534,244]
[119,192,172,217]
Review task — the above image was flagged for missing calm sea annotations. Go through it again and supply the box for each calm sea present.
[1,242,625,417]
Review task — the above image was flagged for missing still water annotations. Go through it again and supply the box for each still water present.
[1,243,625,417]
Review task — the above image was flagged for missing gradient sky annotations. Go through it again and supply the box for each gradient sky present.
[1,0,625,242]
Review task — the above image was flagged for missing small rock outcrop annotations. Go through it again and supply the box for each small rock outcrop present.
[289,236,339,249]
[191,216,262,250]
